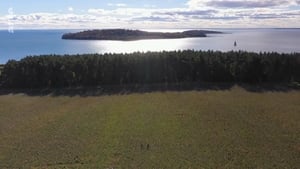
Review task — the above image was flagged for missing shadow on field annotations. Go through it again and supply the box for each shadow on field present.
[0,82,299,97]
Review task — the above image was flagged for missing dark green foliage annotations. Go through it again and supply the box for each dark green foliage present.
[0,64,4,82]
[0,64,3,73]
[0,50,299,88]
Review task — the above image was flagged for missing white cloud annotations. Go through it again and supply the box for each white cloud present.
[0,1,299,29]
[88,9,109,15]
[88,7,154,18]
[107,3,127,7]
[68,7,74,12]
[187,0,298,9]
[144,4,157,8]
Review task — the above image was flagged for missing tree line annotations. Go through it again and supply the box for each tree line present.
[0,50,299,88]
[0,64,4,78]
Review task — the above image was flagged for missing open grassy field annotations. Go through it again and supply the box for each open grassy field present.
[0,86,299,169]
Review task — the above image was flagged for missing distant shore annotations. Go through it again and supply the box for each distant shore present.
[62,29,223,41]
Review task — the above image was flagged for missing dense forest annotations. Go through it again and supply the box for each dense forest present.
[62,29,222,41]
[0,64,3,77]
[0,50,299,89]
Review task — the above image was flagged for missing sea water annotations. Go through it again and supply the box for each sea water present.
[0,28,300,64]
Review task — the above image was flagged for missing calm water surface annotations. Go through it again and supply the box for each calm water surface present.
[0,28,300,63]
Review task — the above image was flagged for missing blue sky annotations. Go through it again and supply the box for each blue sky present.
[0,0,186,14]
[1,0,300,29]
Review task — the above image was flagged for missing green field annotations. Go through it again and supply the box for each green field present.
[0,87,299,168]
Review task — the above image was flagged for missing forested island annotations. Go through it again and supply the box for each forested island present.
[62,29,222,41]
[0,50,299,89]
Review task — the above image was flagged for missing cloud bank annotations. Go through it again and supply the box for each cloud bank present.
[1,0,299,29]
